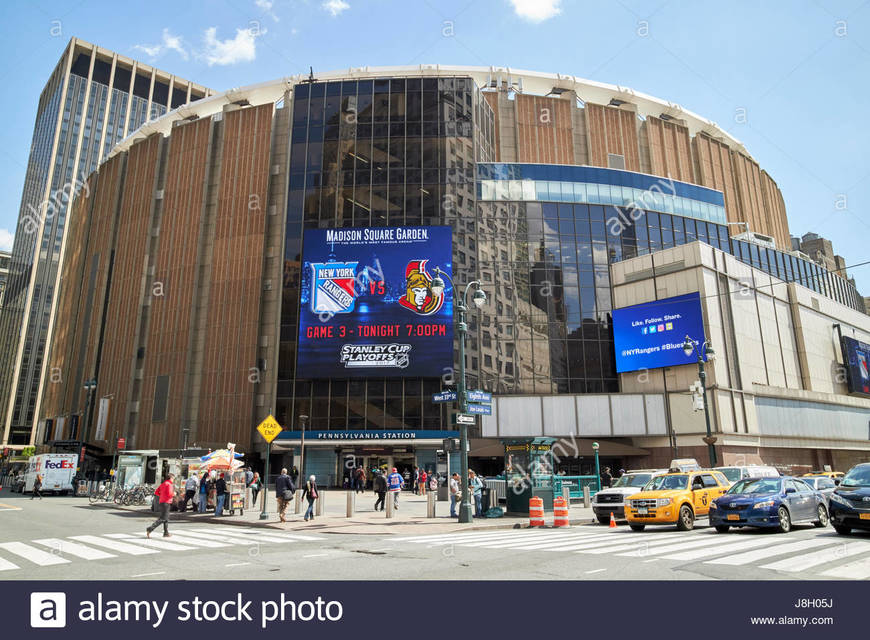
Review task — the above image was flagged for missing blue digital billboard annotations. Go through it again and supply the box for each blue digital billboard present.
[297,225,453,378]
[612,292,707,373]
[840,336,870,397]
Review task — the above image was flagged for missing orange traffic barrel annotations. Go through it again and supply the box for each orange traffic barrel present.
[553,496,569,527]
[529,496,544,527]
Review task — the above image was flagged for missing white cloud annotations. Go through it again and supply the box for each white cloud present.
[255,0,279,22]
[201,27,262,66]
[508,0,562,22]
[0,228,13,252]
[133,28,189,60]
[322,0,350,17]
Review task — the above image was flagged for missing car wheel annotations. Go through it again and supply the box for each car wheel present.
[833,524,851,536]
[813,505,829,528]
[597,516,610,525]
[629,524,645,532]
[776,506,791,533]
[714,525,730,533]
[676,505,695,531]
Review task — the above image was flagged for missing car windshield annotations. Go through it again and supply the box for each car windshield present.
[717,468,742,483]
[647,475,688,491]
[613,473,652,488]
[728,478,781,494]
[841,466,870,487]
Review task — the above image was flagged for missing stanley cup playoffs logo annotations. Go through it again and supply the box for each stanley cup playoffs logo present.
[398,259,444,316]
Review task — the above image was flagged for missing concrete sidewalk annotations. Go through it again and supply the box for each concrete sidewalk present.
[92,490,602,535]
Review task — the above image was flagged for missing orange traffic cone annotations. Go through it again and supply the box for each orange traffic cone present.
[609,512,617,528]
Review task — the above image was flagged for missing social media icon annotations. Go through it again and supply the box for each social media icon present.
[658,324,665,332]
[641,327,648,335]
[31,592,66,628]
[649,326,656,333]
[665,322,673,331]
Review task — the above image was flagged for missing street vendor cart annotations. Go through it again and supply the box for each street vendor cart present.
[198,444,246,516]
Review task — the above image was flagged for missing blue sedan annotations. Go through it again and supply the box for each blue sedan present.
[709,476,829,533]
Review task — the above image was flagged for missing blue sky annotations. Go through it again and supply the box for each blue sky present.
[1,0,868,290]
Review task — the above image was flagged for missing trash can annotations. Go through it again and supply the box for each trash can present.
[481,487,492,513]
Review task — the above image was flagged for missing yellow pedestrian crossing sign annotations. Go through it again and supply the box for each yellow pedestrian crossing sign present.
[256,415,283,443]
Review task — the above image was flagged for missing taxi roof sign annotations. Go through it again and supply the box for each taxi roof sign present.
[256,415,283,444]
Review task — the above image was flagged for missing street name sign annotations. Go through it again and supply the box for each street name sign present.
[467,403,492,415]
[432,390,458,403]
[466,390,492,403]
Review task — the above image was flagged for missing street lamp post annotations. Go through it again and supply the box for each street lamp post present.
[431,267,487,524]
[80,379,97,475]
[682,335,717,467]
[592,441,601,492]
[298,414,309,484]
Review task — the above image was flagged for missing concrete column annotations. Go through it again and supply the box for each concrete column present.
[583,486,591,508]
[294,489,302,514]
[385,493,394,518]
[346,490,354,517]
[562,486,571,506]
[315,491,324,516]
[427,491,436,518]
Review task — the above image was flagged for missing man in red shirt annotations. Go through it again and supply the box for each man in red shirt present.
[146,473,175,538]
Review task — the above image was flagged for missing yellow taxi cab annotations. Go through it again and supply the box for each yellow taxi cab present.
[803,471,844,481]
[625,470,731,531]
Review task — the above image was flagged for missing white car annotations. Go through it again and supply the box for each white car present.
[714,465,780,485]
[592,469,668,524]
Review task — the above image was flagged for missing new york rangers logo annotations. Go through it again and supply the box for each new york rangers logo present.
[310,261,359,314]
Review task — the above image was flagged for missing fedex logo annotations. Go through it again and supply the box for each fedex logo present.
[45,460,74,470]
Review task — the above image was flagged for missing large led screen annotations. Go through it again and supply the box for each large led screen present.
[613,292,707,373]
[297,225,453,378]
[840,335,870,397]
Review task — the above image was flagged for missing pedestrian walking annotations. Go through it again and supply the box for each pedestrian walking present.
[146,474,175,538]
[373,470,387,511]
[419,469,428,497]
[449,472,460,517]
[413,466,420,494]
[250,471,261,507]
[180,474,197,512]
[387,467,404,510]
[355,466,366,494]
[31,473,44,499]
[197,472,208,513]
[214,473,228,516]
[469,470,483,517]
[429,472,438,493]
[275,467,295,522]
[601,466,613,488]
[302,475,318,521]
[245,466,254,487]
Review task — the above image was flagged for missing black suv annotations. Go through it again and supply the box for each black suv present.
[828,462,870,535]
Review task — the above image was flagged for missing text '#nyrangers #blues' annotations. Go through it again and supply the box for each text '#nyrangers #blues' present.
[297,225,453,378]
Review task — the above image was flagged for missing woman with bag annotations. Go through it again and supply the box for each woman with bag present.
[302,475,318,522]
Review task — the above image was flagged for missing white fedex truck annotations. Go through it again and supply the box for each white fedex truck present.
[24,454,78,495]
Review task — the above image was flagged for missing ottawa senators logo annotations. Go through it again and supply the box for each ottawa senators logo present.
[398,259,444,316]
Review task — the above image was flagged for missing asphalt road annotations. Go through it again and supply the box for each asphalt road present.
[2,491,869,581]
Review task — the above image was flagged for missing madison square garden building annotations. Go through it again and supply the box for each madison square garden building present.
[37,67,870,482]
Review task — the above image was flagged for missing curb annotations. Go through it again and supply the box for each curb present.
[88,502,601,533]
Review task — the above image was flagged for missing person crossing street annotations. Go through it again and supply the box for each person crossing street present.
[302,475,318,521]
[31,473,43,500]
[275,468,295,523]
[373,469,387,511]
[146,474,175,538]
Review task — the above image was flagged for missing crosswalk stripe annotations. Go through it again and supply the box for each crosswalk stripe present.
[464,532,594,549]
[761,541,870,572]
[186,528,298,545]
[194,527,324,542]
[69,535,159,555]
[0,557,20,571]
[395,528,568,543]
[503,532,656,551]
[175,530,259,545]
[819,557,870,580]
[585,534,706,556]
[104,534,197,551]
[32,538,116,560]
[0,541,70,566]
[421,531,552,547]
[658,536,783,561]
[111,533,229,548]
[545,533,685,552]
[706,537,839,566]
